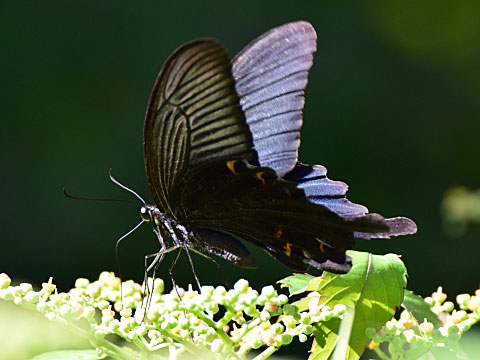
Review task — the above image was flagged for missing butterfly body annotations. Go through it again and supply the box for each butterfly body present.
[141,22,417,276]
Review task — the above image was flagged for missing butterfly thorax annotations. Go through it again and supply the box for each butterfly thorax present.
[140,204,190,246]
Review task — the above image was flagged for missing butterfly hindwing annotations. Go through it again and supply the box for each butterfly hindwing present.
[284,163,369,217]
[174,159,395,272]
[194,229,257,268]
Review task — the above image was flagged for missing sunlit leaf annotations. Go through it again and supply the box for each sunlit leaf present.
[278,273,315,295]
[403,290,443,327]
[309,250,407,360]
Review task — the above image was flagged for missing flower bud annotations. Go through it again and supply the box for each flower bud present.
[24,291,40,304]
[264,301,278,312]
[280,333,293,345]
[210,338,223,353]
[262,332,275,345]
[424,297,434,306]
[153,279,164,294]
[300,314,311,325]
[432,287,447,304]
[97,300,110,310]
[83,306,96,320]
[261,285,276,299]
[282,304,298,316]
[452,310,468,323]
[18,283,33,295]
[42,278,56,293]
[87,284,101,298]
[458,318,476,332]
[419,320,434,334]
[234,279,249,293]
[0,273,11,289]
[332,304,346,316]
[456,294,471,309]
[213,286,227,298]
[120,308,132,318]
[271,323,284,334]
[244,306,258,317]
[282,315,297,328]
[303,324,313,334]
[252,337,264,349]
[75,278,90,289]
[442,301,455,312]
[467,296,480,311]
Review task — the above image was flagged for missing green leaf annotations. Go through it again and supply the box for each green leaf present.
[278,273,315,295]
[309,251,407,360]
[403,290,443,328]
[311,318,342,360]
[30,350,103,360]
[290,275,325,311]
[292,297,310,312]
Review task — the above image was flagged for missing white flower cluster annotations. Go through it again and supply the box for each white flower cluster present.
[367,286,480,358]
[0,272,346,359]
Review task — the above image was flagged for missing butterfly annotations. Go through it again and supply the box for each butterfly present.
[138,21,417,283]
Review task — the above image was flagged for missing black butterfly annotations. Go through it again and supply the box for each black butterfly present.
[138,21,416,282]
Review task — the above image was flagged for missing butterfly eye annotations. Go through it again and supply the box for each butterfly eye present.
[140,206,152,222]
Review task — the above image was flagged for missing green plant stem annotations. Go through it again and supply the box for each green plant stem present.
[233,318,262,356]
[192,310,234,347]
[133,337,150,355]
[372,347,390,360]
[217,310,235,328]
[403,344,433,360]
[232,318,260,343]
[72,324,139,360]
[156,328,200,356]
[252,346,278,360]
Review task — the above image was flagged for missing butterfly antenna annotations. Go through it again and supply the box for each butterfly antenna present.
[62,187,137,204]
[115,219,145,309]
[109,169,146,204]
[116,219,145,259]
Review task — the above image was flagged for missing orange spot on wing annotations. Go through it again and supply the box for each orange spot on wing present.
[319,242,325,254]
[284,242,292,257]
[226,160,238,175]
[256,171,266,184]
[274,228,283,239]
[284,187,291,197]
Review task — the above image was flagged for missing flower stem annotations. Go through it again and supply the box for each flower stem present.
[252,346,278,360]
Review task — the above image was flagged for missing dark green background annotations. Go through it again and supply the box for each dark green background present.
[2,0,479,311]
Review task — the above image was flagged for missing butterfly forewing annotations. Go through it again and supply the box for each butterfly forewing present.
[231,21,317,177]
[144,40,257,214]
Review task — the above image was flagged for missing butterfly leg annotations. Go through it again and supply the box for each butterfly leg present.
[164,221,203,291]
[167,247,183,298]
[141,242,182,309]
[146,227,167,273]
[182,245,202,291]
[190,247,230,287]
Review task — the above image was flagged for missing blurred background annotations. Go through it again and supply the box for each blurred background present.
[1,0,479,358]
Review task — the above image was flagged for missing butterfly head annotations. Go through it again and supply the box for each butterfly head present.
[140,204,156,223]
